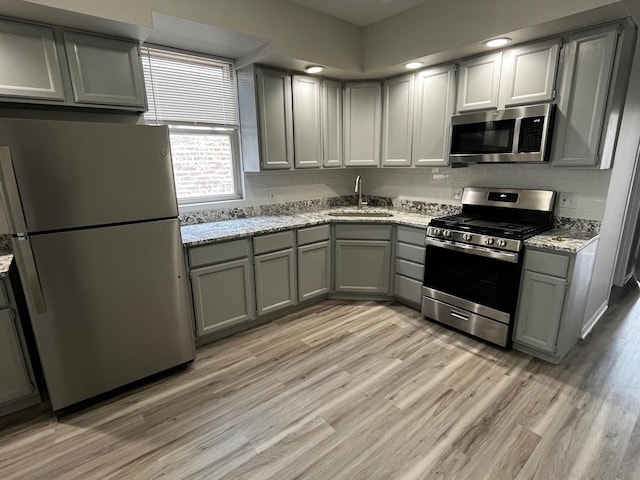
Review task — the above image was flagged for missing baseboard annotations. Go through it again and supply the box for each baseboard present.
[581,301,609,339]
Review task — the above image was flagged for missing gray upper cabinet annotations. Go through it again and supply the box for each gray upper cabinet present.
[256,67,294,170]
[551,25,619,168]
[499,39,560,107]
[63,31,146,108]
[343,82,382,167]
[456,52,502,112]
[0,20,65,101]
[412,65,457,167]
[322,79,343,168]
[382,74,414,167]
[292,75,322,168]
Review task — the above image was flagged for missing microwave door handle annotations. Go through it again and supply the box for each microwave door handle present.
[0,146,28,235]
[512,118,522,154]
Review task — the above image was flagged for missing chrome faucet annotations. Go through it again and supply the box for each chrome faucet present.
[354,175,367,210]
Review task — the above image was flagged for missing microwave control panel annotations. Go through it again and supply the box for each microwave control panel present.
[518,116,545,152]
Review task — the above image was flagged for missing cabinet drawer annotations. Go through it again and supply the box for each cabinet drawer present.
[394,274,422,304]
[395,259,424,281]
[297,224,330,245]
[396,242,425,264]
[524,249,569,278]
[188,239,250,268]
[397,226,425,246]
[335,224,392,240]
[254,230,294,255]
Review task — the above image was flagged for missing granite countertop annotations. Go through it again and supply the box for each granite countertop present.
[181,208,433,247]
[524,228,599,254]
[0,254,12,278]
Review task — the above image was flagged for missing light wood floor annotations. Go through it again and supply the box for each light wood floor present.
[2,284,640,479]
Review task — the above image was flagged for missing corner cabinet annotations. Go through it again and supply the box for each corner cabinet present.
[381,74,414,167]
[343,82,382,167]
[188,240,255,338]
[0,18,145,111]
[322,79,343,167]
[514,240,598,364]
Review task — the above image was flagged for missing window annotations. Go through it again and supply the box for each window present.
[141,46,242,205]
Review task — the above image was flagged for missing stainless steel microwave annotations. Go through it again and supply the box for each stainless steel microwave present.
[449,103,555,166]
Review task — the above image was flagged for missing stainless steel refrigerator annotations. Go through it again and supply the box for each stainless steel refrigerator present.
[0,118,195,410]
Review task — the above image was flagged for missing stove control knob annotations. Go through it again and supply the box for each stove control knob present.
[442,230,451,238]
[485,237,494,246]
[497,240,507,248]
[432,228,441,236]
[463,233,472,241]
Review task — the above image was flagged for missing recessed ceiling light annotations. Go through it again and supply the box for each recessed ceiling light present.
[405,61,425,70]
[305,65,324,74]
[484,37,511,48]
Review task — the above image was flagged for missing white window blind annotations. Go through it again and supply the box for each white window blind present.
[141,46,238,126]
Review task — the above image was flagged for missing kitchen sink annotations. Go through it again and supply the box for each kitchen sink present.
[327,210,394,217]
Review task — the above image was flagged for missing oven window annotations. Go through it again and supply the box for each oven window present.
[423,245,521,314]
[451,119,515,154]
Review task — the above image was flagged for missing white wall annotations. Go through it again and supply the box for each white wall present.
[360,165,611,220]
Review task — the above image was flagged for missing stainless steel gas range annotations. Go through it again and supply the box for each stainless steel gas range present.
[422,187,556,347]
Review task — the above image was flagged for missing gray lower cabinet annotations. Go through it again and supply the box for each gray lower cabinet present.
[394,226,425,306]
[335,240,391,293]
[188,239,255,338]
[254,248,297,315]
[0,275,40,417]
[514,240,598,363]
[298,241,331,301]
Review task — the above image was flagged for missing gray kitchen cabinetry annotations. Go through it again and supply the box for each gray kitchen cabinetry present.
[343,82,382,167]
[322,79,343,168]
[514,240,598,364]
[551,24,629,169]
[457,39,560,112]
[334,224,392,294]
[256,67,294,170]
[254,231,297,316]
[381,74,414,167]
[292,75,322,168]
[297,225,331,301]
[394,226,426,306]
[456,52,502,112]
[0,18,145,110]
[0,275,40,417]
[188,239,255,338]
[411,65,457,167]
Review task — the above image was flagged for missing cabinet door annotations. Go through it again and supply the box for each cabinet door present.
[514,271,566,354]
[500,39,560,107]
[190,258,255,336]
[0,309,33,406]
[0,20,65,101]
[256,68,294,169]
[343,82,382,167]
[382,74,414,167]
[456,52,502,112]
[551,26,618,168]
[255,248,297,316]
[292,75,322,168]
[412,65,456,167]
[298,240,331,301]
[335,240,391,294]
[322,79,343,168]
[63,31,146,108]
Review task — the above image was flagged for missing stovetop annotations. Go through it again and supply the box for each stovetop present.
[429,214,551,240]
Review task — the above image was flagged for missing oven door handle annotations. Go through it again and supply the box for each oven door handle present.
[425,238,519,263]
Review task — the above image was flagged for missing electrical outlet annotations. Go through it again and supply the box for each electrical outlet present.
[268,190,277,202]
[559,192,578,209]
[452,188,463,201]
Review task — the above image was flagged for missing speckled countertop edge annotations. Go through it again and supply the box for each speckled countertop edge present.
[181,208,595,253]
[0,254,13,278]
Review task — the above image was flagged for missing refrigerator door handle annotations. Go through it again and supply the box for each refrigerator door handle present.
[0,146,28,234]
[13,237,47,315]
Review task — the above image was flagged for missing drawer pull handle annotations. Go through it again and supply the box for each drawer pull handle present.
[450,311,469,322]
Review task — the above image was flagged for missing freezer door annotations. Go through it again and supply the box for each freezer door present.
[0,119,177,233]
[14,218,195,410]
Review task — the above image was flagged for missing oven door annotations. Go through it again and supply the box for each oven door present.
[423,239,522,322]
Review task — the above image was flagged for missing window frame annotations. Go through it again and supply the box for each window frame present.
[140,44,244,207]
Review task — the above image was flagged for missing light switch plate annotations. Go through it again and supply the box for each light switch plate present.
[268,190,277,202]
[452,187,463,201]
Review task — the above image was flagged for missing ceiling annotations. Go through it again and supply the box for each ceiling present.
[287,0,427,26]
